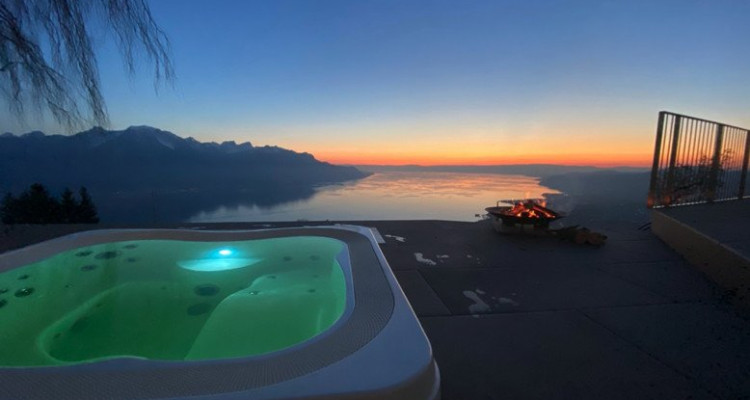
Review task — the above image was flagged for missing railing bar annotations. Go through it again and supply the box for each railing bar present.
[657,115,667,206]
[725,131,734,198]
[701,120,709,163]
[664,115,682,205]
[732,131,743,195]
[689,119,698,176]
[699,121,710,202]
[734,131,743,196]
[658,114,673,205]
[685,118,693,165]
[740,131,746,166]
[702,122,709,159]
[696,121,703,164]
[706,121,715,199]
[740,129,750,199]
[690,118,697,203]
[722,130,729,199]
[698,121,706,200]
[660,110,748,132]
[731,136,737,197]
[682,119,700,202]
[731,132,738,197]
[708,124,725,202]
[648,112,667,208]
[665,114,676,203]
[659,116,674,167]
[662,115,672,167]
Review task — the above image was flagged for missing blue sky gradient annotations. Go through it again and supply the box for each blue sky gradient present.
[4,0,750,165]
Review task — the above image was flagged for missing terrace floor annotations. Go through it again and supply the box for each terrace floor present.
[2,206,750,399]
[368,218,750,400]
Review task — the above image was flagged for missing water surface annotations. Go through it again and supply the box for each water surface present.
[190,171,557,222]
[0,237,346,366]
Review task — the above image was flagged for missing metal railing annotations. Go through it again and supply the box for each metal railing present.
[648,111,750,208]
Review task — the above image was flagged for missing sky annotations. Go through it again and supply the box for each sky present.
[4,0,750,167]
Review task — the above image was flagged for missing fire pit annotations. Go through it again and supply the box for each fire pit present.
[485,199,562,232]
[485,199,606,245]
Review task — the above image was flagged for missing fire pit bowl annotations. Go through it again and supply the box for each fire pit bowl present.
[485,200,563,229]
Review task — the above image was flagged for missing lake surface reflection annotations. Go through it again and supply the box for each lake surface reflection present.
[188,171,558,223]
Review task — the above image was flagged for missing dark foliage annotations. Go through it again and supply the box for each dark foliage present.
[59,187,77,222]
[1,183,98,224]
[75,186,98,223]
[0,0,173,129]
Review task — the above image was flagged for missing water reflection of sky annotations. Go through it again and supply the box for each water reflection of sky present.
[190,172,558,222]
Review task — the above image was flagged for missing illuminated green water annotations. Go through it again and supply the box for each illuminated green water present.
[0,236,347,366]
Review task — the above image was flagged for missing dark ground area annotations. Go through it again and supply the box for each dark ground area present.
[370,218,749,400]
[3,216,750,399]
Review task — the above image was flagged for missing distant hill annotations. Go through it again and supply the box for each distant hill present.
[355,164,648,178]
[0,126,369,193]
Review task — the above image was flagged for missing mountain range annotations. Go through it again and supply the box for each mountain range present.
[0,126,369,193]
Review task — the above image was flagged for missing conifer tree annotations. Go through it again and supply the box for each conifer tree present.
[17,183,60,223]
[1,192,18,224]
[59,187,78,223]
[76,186,99,223]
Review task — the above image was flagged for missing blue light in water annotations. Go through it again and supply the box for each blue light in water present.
[177,257,259,272]
[176,247,259,272]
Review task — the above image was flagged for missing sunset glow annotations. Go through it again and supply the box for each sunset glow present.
[306,140,653,167]
[316,153,653,168]
[2,1,749,168]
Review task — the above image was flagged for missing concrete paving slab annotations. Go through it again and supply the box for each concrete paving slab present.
[657,201,750,259]
[420,265,669,315]
[393,270,451,317]
[652,209,750,308]
[584,303,750,399]
[378,243,482,270]
[421,311,714,400]
[430,221,680,267]
[593,260,722,303]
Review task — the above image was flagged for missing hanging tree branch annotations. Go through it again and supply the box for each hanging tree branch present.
[0,0,174,129]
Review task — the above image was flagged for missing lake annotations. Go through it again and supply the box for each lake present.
[95,171,559,223]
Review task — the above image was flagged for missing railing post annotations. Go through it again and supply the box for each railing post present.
[664,115,682,206]
[647,112,666,208]
[739,130,750,200]
[707,124,725,202]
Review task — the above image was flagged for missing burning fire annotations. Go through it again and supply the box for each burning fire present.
[504,200,557,219]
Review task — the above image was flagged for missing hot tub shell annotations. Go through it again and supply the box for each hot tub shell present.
[0,226,440,400]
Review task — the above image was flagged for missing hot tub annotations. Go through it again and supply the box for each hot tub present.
[0,226,439,400]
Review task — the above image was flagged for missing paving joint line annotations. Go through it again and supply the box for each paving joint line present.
[415,269,453,316]
[577,310,722,400]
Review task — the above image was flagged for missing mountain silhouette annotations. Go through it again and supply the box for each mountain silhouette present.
[0,126,368,193]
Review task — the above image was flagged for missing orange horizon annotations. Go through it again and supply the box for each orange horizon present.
[315,153,653,169]
[291,135,655,169]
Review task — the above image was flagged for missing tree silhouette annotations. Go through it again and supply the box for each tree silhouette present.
[75,186,99,223]
[0,184,99,224]
[1,192,18,224]
[0,0,173,129]
[14,183,59,223]
[669,150,732,204]
[59,187,78,223]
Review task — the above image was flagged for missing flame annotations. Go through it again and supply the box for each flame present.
[504,200,557,219]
